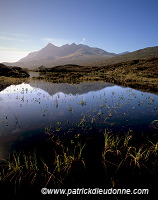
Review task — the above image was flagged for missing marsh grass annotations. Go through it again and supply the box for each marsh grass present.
[0,76,29,92]
[0,151,43,194]
[102,129,158,187]
[53,141,85,183]
[33,57,158,93]
[52,135,85,175]
[0,151,40,183]
[0,134,86,192]
[0,129,157,196]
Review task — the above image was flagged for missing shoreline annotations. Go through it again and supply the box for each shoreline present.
[32,57,158,94]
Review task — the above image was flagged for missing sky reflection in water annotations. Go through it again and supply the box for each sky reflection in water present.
[0,81,158,160]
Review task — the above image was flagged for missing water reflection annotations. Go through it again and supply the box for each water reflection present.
[0,80,158,160]
[30,81,114,95]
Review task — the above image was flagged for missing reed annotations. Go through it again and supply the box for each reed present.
[102,129,158,187]
[53,138,86,176]
[0,151,41,192]
[0,129,157,195]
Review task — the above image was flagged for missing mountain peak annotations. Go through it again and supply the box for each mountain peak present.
[10,42,117,68]
[70,43,77,46]
[46,43,57,47]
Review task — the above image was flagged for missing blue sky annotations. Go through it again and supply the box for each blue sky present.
[0,0,158,62]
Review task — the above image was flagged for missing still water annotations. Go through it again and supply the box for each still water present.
[0,79,158,160]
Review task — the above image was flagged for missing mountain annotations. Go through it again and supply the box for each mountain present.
[4,43,116,69]
[19,43,116,62]
[4,44,158,69]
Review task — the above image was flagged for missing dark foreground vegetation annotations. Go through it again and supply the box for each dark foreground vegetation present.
[0,63,29,91]
[0,129,157,199]
[0,63,29,78]
[35,57,158,93]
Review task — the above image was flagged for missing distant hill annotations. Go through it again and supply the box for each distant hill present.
[4,43,116,69]
[118,51,130,55]
[92,46,158,66]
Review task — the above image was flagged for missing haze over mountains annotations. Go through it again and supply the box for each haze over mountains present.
[3,43,158,69]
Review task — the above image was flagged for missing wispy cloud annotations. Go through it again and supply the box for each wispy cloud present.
[0,36,26,42]
[0,32,28,37]
[81,37,86,44]
[0,46,17,51]
[0,32,31,42]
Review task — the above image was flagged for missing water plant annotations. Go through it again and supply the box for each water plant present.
[54,141,85,177]
[0,134,86,193]
[102,129,158,187]
[0,127,157,197]
[55,98,58,108]
[78,116,86,127]
[78,98,86,106]
[68,105,73,113]
[0,151,41,191]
